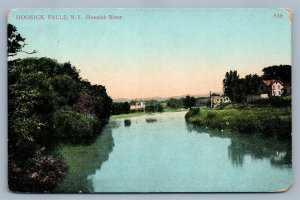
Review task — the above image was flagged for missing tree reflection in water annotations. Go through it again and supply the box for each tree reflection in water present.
[54,122,120,193]
[185,123,291,168]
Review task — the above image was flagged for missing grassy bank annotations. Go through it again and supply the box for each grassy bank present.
[186,105,291,140]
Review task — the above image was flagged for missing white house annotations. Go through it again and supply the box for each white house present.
[130,101,145,111]
[210,95,231,108]
[262,80,284,97]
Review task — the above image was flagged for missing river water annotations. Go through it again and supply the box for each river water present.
[56,111,292,193]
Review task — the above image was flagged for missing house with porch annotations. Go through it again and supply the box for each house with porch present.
[261,80,284,97]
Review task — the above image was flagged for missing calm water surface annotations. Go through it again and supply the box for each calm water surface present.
[56,111,292,192]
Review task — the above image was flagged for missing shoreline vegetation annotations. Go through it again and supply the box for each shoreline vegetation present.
[185,101,291,141]
[8,57,112,192]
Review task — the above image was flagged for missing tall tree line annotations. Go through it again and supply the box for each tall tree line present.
[8,24,112,192]
[223,65,291,103]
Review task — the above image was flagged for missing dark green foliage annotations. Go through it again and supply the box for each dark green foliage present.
[262,65,291,83]
[51,74,79,106]
[8,155,68,192]
[185,107,199,119]
[244,74,262,95]
[186,106,291,140]
[145,104,164,113]
[8,57,112,192]
[223,66,291,103]
[166,98,183,108]
[53,108,99,144]
[234,118,257,134]
[111,102,130,115]
[251,96,291,108]
[223,70,240,102]
[183,95,196,109]
[261,117,291,139]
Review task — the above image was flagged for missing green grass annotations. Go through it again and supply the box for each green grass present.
[186,105,291,140]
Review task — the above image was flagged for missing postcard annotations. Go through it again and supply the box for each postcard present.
[7,8,292,193]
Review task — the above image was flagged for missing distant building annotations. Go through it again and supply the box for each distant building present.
[261,80,284,97]
[195,97,210,107]
[247,94,268,102]
[130,101,145,111]
[210,94,231,108]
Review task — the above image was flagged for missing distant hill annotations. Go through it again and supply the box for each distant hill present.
[113,93,217,102]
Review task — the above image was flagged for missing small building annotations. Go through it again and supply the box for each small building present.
[247,94,269,102]
[130,101,145,111]
[261,80,284,97]
[210,95,231,108]
[195,97,210,107]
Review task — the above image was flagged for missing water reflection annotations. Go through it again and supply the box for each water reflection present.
[55,124,116,193]
[185,123,291,168]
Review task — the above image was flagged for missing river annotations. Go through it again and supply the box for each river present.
[56,111,292,193]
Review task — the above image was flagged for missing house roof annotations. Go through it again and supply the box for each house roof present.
[262,80,283,86]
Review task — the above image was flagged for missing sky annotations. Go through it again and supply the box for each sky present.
[8,9,292,99]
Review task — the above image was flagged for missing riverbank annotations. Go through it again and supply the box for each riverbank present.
[185,105,291,140]
[110,108,187,120]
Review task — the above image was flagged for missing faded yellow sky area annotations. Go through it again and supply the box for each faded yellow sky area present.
[78,61,267,99]
[79,64,224,99]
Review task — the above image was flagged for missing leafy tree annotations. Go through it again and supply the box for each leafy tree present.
[166,98,183,108]
[145,101,164,113]
[244,74,262,95]
[223,70,240,102]
[8,23,37,57]
[8,57,112,192]
[111,102,130,115]
[262,65,291,83]
[183,95,196,109]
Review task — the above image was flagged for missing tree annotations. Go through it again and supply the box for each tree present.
[111,102,130,115]
[244,74,262,95]
[8,57,112,192]
[262,65,291,83]
[166,98,183,108]
[8,23,37,57]
[183,95,196,109]
[223,70,240,102]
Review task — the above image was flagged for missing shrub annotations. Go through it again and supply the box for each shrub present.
[261,117,291,139]
[185,107,199,119]
[9,155,68,192]
[53,108,99,144]
[251,97,291,108]
[185,107,291,140]
[234,118,257,134]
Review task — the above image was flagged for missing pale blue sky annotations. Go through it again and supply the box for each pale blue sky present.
[8,9,291,99]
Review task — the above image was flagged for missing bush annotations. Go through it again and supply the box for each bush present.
[145,104,164,113]
[251,97,291,108]
[9,155,68,192]
[261,117,291,139]
[53,108,99,144]
[185,107,199,119]
[234,118,257,134]
[185,107,291,140]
